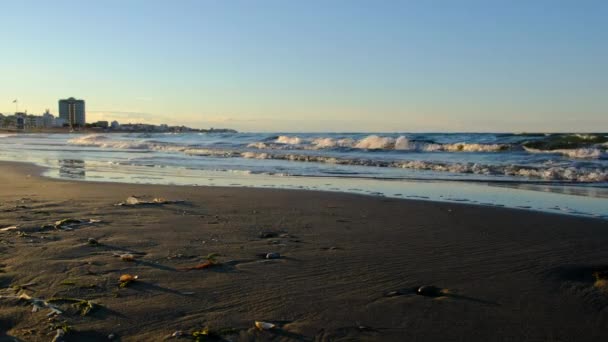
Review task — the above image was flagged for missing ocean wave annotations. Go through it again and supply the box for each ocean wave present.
[247,135,510,152]
[239,151,607,182]
[311,137,356,149]
[70,134,508,154]
[423,142,508,152]
[246,142,269,149]
[275,135,304,145]
[524,147,605,159]
[69,134,187,152]
[353,135,397,149]
[69,135,244,157]
[69,135,152,149]
[182,148,240,157]
[66,134,607,182]
[522,133,608,150]
[246,134,608,158]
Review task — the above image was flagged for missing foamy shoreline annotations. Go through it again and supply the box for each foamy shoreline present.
[2,158,607,220]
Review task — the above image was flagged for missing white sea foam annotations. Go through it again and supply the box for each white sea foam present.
[241,151,269,159]
[275,135,303,145]
[247,135,509,152]
[246,142,269,149]
[68,134,109,145]
[354,135,396,149]
[232,151,608,182]
[394,136,415,150]
[574,133,606,141]
[69,135,153,149]
[70,135,180,151]
[64,134,607,182]
[438,143,507,152]
[310,137,355,149]
[524,147,605,159]
[555,148,604,159]
[183,148,239,157]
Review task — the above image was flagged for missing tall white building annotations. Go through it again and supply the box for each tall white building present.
[59,97,86,127]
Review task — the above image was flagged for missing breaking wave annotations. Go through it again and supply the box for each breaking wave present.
[524,147,605,159]
[239,151,607,182]
[69,135,241,157]
[69,135,183,151]
[275,135,304,145]
[247,135,510,152]
[67,134,608,183]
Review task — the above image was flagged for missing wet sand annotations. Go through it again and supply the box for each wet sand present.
[0,161,607,341]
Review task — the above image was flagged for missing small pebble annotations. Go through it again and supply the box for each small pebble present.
[417,285,443,297]
[358,325,376,332]
[259,232,278,238]
[120,254,135,262]
[266,252,280,259]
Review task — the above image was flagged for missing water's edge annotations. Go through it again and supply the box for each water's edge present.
[15,160,604,221]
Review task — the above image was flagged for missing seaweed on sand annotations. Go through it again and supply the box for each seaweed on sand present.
[47,297,100,316]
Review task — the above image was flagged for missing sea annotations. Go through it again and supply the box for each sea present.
[1,132,607,219]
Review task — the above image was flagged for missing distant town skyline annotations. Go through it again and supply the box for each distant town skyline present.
[1,1,607,132]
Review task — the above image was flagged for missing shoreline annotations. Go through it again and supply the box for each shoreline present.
[1,160,608,341]
[8,159,608,221]
[1,132,606,220]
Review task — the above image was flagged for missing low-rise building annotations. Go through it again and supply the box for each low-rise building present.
[92,121,109,128]
[15,113,27,130]
[25,115,44,129]
[42,110,55,128]
[54,117,67,127]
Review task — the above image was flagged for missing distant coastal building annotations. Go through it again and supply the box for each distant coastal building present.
[92,121,109,128]
[54,117,67,127]
[0,110,65,129]
[15,112,26,130]
[42,109,55,128]
[26,115,43,128]
[58,97,86,127]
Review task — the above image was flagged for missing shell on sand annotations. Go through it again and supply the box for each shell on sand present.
[119,274,138,282]
[126,196,142,205]
[254,321,275,330]
[120,254,135,261]
[0,225,18,232]
[265,252,280,259]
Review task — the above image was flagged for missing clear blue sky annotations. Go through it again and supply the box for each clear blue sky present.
[1,0,606,132]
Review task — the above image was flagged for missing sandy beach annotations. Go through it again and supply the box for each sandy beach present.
[0,161,607,341]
